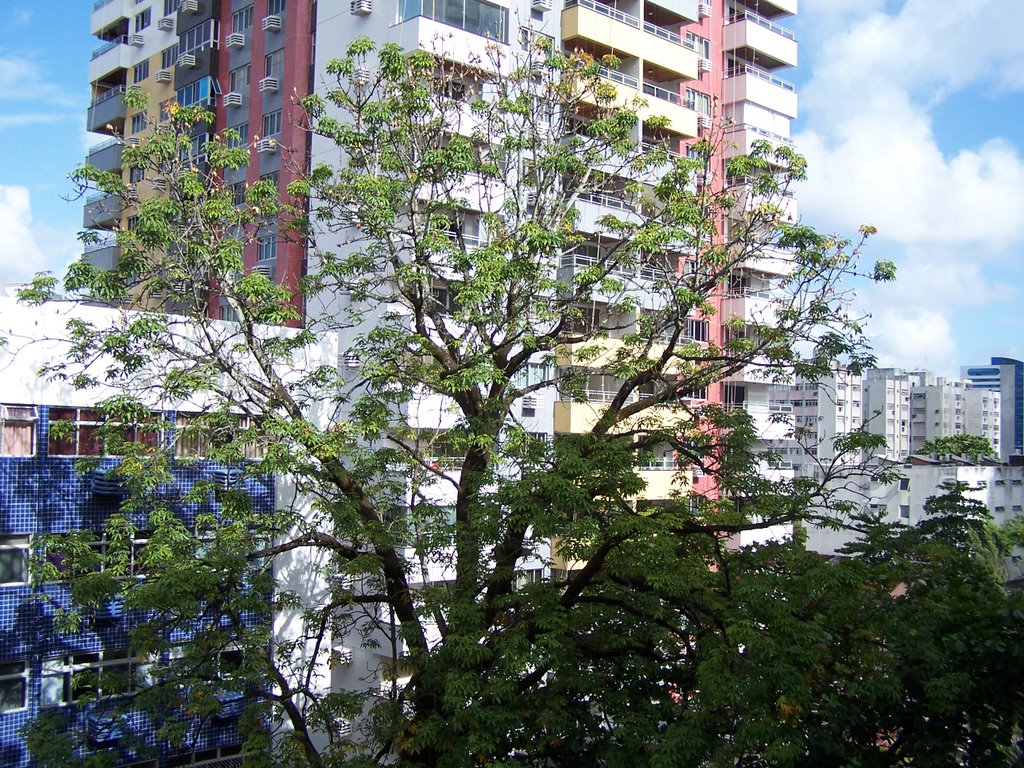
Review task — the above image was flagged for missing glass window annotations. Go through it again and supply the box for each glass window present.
[163,0,176,16]
[264,49,284,78]
[129,166,146,183]
[686,32,711,59]
[133,61,149,83]
[161,44,179,70]
[399,0,507,42]
[131,112,147,133]
[0,662,26,712]
[257,237,278,262]
[232,5,254,32]
[48,408,102,456]
[178,19,218,56]
[227,122,248,147]
[267,0,287,15]
[42,650,142,706]
[134,8,151,32]
[262,110,282,137]
[685,89,711,115]
[0,537,29,584]
[230,64,250,93]
[1,405,36,456]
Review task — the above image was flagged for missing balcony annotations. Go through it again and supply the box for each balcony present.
[740,0,798,17]
[91,0,128,36]
[723,63,798,118]
[83,238,121,271]
[723,10,798,69]
[89,35,132,81]
[87,86,127,134]
[86,138,124,173]
[721,289,776,325]
[83,192,124,229]
[561,0,698,80]
[554,397,689,434]
[646,0,699,23]
[723,122,794,160]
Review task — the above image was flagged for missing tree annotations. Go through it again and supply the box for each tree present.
[920,434,996,461]
[18,36,1022,768]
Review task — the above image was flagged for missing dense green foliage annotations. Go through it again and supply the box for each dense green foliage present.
[17,37,1023,768]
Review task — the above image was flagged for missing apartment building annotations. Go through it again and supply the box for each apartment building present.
[85,0,312,314]
[863,367,911,460]
[963,357,1022,462]
[906,370,1001,456]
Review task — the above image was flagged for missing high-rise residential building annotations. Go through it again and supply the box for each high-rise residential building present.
[907,370,1001,456]
[863,367,911,460]
[963,357,1023,462]
[85,0,313,316]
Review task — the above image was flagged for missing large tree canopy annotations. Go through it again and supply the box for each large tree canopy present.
[17,37,1024,768]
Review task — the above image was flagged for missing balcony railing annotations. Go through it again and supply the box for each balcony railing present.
[84,235,118,253]
[91,85,127,106]
[92,36,128,60]
[725,62,795,92]
[641,141,683,158]
[725,9,796,41]
[638,455,679,471]
[725,287,773,299]
[88,137,120,155]
[577,191,637,212]
[560,248,634,277]
[726,122,794,146]
[596,65,638,90]
[93,0,116,9]
[643,81,682,105]
[564,0,694,49]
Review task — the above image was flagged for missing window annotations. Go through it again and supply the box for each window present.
[262,110,282,137]
[159,98,175,122]
[685,88,711,115]
[176,76,218,107]
[267,0,286,14]
[161,43,179,69]
[230,64,250,93]
[257,237,278,262]
[899,505,910,520]
[513,362,551,388]
[0,537,29,585]
[133,61,149,83]
[0,662,27,712]
[130,112,147,133]
[127,216,138,231]
[134,8,151,31]
[173,414,265,459]
[232,5,254,32]
[129,166,146,183]
[683,318,709,343]
[227,122,248,148]
[260,171,279,189]
[1,405,36,456]
[178,19,218,56]
[48,408,102,456]
[686,31,711,59]
[399,0,508,43]
[42,649,143,706]
[430,284,458,314]
[230,181,246,206]
[264,49,284,78]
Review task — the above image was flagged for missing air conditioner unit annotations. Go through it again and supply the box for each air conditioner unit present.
[344,352,360,369]
[179,0,199,12]
[124,136,142,147]
[522,395,539,410]
[350,0,372,14]
[332,646,354,665]
[262,14,282,31]
[157,16,173,31]
[259,76,279,93]
[525,191,538,209]
[155,69,171,82]
[177,53,197,68]
[129,34,145,46]
[150,177,168,190]
[226,32,245,48]
[698,2,711,17]
[253,263,273,276]
[699,57,712,72]
[223,91,243,107]
[531,0,553,10]
[256,138,277,154]
[698,114,712,132]
[353,67,371,87]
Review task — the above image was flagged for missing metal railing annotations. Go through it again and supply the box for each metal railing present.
[578,191,637,212]
[642,20,687,48]
[92,36,128,60]
[641,141,683,158]
[643,81,682,105]
[93,0,116,9]
[87,137,121,156]
[85,191,115,204]
[84,236,118,253]
[726,122,794,145]
[560,249,634,277]
[91,85,127,106]
[725,63,795,92]
[725,10,796,41]
[596,65,638,90]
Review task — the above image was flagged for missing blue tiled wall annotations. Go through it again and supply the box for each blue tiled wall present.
[0,407,276,767]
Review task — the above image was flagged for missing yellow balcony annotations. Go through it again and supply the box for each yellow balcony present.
[561,0,698,80]
[554,398,691,434]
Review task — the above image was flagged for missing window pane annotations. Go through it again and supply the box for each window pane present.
[0,679,24,712]
[0,550,26,584]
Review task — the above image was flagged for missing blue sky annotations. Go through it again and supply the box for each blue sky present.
[2,1,1023,376]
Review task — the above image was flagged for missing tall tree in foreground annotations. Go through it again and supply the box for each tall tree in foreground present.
[19,37,1023,768]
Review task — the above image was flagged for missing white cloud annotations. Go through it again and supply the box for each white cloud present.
[0,112,77,130]
[0,55,79,108]
[794,0,1024,373]
[10,8,31,27]
[0,186,80,286]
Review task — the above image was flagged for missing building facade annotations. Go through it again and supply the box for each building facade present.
[963,357,1022,462]
[85,0,312,314]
